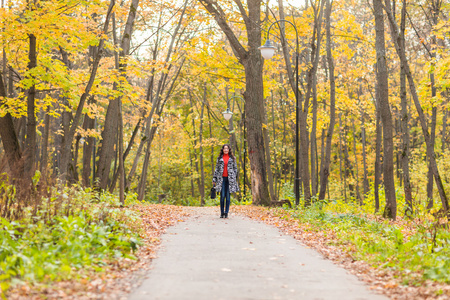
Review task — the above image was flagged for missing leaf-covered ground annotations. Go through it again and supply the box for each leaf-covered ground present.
[6,204,190,300]
[6,204,450,299]
[234,205,450,300]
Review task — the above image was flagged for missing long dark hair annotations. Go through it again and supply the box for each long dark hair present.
[218,144,235,162]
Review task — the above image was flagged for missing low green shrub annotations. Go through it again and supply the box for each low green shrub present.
[0,186,142,296]
[287,201,450,285]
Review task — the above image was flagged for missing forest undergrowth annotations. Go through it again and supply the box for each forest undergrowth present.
[2,174,450,299]
[0,176,189,300]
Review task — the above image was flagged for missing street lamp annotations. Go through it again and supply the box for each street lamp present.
[222,108,233,121]
[259,39,277,59]
[221,95,247,198]
[259,20,300,206]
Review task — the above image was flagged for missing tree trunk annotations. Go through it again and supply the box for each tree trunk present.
[361,107,369,198]
[136,60,184,200]
[157,133,162,191]
[209,109,214,179]
[374,0,396,220]
[0,72,22,179]
[136,56,185,200]
[242,100,250,197]
[374,102,382,213]
[277,0,295,92]
[109,119,141,192]
[189,91,201,202]
[96,0,140,190]
[302,0,325,206]
[17,119,24,152]
[2,51,6,98]
[137,126,157,200]
[126,10,159,191]
[311,73,318,197]
[426,1,439,209]
[400,0,412,215]
[319,128,325,195]
[442,108,447,153]
[263,94,276,201]
[343,122,352,198]
[82,44,98,186]
[59,0,115,184]
[244,32,270,204]
[281,85,287,185]
[352,120,362,204]
[135,4,187,201]
[96,96,119,188]
[190,150,195,197]
[319,0,336,201]
[69,135,81,184]
[40,106,50,176]
[383,0,449,215]
[118,97,125,205]
[271,91,278,198]
[24,33,37,178]
[58,47,73,178]
[244,66,270,205]
[126,124,145,190]
[226,88,235,148]
[126,55,159,189]
[199,92,206,206]
[427,106,437,209]
[82,97,96,187]
[199,0,271,205]
[338,114,345,201]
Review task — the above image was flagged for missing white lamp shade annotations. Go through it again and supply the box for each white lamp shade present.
[259,40,276,59]
[222,109,233,121]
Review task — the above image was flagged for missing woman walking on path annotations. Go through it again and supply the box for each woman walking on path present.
[213,144,239,218]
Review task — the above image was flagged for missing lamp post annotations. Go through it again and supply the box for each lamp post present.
[222,95,247,198]
[259,20,300,206]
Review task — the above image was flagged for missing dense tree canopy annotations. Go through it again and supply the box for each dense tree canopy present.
[1,0,450,220]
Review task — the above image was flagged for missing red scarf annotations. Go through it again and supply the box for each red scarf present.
[222,154,229,177]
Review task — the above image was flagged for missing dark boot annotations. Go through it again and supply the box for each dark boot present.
[224,213,228,218]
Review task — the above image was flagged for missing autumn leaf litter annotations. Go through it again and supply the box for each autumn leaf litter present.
[234,205,450,300]
[7,204,450,300]
[6,204,190,300]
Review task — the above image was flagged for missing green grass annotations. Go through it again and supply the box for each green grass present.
[285,200,450,285]
[0,186,143,296]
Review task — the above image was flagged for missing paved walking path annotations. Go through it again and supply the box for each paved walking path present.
[129,208,387,300]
